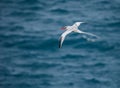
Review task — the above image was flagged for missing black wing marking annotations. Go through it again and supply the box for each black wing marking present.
[59,37,62,48]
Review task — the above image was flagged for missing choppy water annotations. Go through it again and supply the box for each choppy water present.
[0,0,120,88]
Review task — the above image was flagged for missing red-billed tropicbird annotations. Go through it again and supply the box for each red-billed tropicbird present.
[59,22,98,48]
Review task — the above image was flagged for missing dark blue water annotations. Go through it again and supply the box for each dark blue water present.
[0,0,120,88]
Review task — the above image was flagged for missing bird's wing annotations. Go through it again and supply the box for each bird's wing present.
[72,22,81,28]
[82,32,98,38]
[59,30,72,48]
[75,29,99,38]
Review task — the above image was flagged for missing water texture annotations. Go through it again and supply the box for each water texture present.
[0,0,120,88]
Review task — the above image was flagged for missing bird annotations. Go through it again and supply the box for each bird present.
[59,22,99,48]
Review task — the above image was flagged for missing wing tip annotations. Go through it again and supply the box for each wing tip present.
[59,37,62,48]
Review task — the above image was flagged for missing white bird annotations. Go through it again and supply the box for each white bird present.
[59,22,98,48]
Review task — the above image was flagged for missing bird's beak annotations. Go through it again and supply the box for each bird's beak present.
[61,27,66,30]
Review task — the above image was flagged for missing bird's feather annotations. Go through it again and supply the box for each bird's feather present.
[59,30,72,48]
[72,22,81,27]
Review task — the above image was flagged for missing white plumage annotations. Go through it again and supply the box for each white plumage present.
[59,22,98,48]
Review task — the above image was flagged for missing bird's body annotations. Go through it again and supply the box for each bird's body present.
[59,22,98,48]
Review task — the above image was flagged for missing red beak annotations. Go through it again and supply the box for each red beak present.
[61,27,65,30]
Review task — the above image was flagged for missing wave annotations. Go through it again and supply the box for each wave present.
[84,77,109,84]
[50,8,69,14]
[74,39,115,52]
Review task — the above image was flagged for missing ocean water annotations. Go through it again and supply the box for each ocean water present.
[0,0,120,88]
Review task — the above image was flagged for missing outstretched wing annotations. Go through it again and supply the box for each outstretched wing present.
[75,29,99,38]
[59,30,72,48]
[72,22,81,28]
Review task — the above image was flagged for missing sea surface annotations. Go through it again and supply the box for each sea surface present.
[0,0,120,88]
